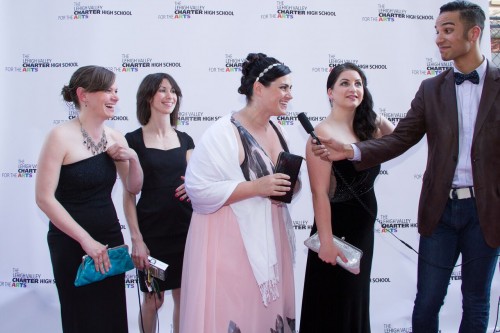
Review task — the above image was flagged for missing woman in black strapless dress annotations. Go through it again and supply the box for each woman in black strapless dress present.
[36,66,143,333]
[300,63,394,333]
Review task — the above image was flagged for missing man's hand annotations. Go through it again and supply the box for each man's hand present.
[311,136,353,161]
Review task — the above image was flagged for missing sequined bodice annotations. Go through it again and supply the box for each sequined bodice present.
[55,153,116,204]
[50,153,119,235]
[330,160,380,203]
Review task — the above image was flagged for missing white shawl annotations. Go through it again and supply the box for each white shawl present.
[185,113,295,306]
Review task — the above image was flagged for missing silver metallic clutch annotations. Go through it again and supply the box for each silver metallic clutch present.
[304,232,363,275]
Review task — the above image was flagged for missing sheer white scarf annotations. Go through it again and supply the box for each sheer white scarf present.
[185,114,296,306]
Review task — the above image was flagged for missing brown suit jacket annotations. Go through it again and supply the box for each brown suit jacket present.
[356,61,500,248]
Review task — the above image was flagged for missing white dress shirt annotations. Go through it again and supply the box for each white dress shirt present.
[452,58,486,187]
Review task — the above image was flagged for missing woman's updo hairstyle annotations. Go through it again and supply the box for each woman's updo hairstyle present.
[237,52,291,102]
[61,65,115,109]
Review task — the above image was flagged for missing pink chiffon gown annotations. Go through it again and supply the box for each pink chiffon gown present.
[180,205,295,332]
[180,115,296,333]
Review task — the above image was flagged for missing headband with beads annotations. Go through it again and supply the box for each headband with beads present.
[255,63,282,82]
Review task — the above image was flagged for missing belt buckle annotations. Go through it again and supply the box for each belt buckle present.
[449,187,474,200]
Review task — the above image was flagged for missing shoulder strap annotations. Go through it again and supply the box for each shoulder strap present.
[269,121,289,152]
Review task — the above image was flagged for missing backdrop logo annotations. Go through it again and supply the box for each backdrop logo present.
[22,54,50,72]
[277,1,306,18]
[177,111,217,125]
[54,101,127,124]
[362,4,434,23]
[382,324,412,332]
[260,1,336,20]
[331,55,388,70]
[370,276,391,283]
[67,103,79,120]
[177,112,222,125]
[225,54,244,72]
[120,54,181,73]
[109,115,128,121]
[277,112,303,126]
[73,2,102,19]
[375,214,416,233]
[312,55,387,73]
[312,54,359,73]
[52,102,78,125]
[379,108,405,126]
[3,268,55,288]
[125,273,137,289]
[4,54,78,74]
[412,57,452,76]
[57,2,132,20]
[158,1,234,20]
[208,54,245,73]
[2,159,37,179]
[297,112,327,125]
[105,104,127,121]
[292,220,311,231]
[306,115,327,122]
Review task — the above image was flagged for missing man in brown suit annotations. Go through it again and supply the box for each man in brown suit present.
[312,1,499,332]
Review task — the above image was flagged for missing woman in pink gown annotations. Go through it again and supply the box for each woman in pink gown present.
[180,53,299,333]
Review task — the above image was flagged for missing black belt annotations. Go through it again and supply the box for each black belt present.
[449,187,474,200]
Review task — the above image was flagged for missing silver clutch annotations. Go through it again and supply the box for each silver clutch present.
[304,232,363,275]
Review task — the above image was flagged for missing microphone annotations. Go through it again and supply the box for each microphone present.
[297,112,321,145]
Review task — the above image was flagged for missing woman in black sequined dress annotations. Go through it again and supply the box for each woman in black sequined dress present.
[300,63,394,333]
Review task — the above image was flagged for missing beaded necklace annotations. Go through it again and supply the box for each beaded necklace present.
[78,117,107,155]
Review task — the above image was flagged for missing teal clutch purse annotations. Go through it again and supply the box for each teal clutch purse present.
[74,244,135,287]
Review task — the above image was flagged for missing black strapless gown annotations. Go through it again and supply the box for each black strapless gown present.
[47,153,128,333]
[300,160,380,333]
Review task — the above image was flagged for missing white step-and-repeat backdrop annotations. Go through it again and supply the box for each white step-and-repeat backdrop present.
[1,1,498,332]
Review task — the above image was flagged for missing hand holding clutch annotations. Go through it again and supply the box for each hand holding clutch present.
[304,232,363,274]
[74,244,135,287]
[270,151,303,203]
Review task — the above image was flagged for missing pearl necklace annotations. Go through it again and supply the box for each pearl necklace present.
[78,118,107,155]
